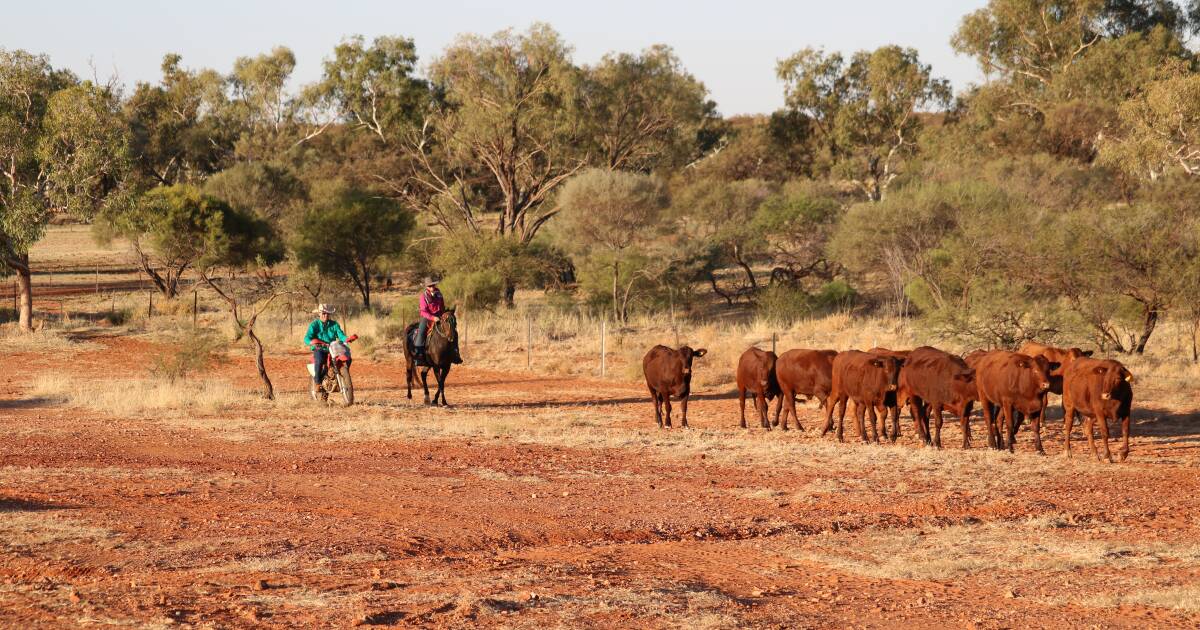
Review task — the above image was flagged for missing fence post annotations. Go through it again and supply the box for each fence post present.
[600,320,607,378]
[772,332,777,354]
[193,290,198,329]
[148,292,153,319]
[526,316,532,370]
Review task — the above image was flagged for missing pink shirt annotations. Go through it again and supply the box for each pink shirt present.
[419,288,444,322]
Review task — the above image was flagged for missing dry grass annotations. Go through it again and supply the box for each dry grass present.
[0,327,102,353]
[1062,584,1200,612]
[0,512,115,550]
[29,372,251,417]
[787,516,1200,581]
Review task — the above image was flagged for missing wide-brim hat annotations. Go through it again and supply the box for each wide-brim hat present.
[312,303,335,315]
[423,276,440,287]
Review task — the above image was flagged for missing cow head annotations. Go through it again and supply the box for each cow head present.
[868,355,901,392]
[1016,354,1054,394]
[678,346,707,375]
[1092,361,1133,400]
[951,368,977,400]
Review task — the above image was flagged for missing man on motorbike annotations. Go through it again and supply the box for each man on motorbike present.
[304,304,349,391]
[415,277,462,365]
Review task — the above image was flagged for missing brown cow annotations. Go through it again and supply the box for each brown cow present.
[1017,342,1093,395]
[1062,357,1134,463]
[973,351,1055,453]
[823,350,901,443]
[737,347,780,429]
[774,349,838,431]
[899,346,977,449]
[868,347,910,442]
[642,345,707,429]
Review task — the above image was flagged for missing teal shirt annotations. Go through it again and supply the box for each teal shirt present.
[304,318,347,350]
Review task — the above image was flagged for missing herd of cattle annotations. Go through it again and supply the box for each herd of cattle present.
[642,342,1135,463]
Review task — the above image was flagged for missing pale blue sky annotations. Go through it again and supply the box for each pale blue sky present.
[2,1,989,115]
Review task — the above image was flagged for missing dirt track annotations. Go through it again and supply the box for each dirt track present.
[2,335,1199,628]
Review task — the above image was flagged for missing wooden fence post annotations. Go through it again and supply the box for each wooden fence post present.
[148,292,153,319]
[526,316,532,370]
[772,332,777,354]
[193,290,198,329]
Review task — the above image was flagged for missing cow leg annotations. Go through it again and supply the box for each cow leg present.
[650,388,663,428]
[680,396,690,429]
[981,400,996,449]
[779,388,793,431]
[771,394,783,429]
[1062,402,1076,458]
[959,402,973,449]
[1030,406,1045,455]
[405,362,413,399]
[756,393,771,430]
[822,394,838,436]
[1118,412,1130,463]
[854,401,868,443]
[1001,405,1016,453]
[1084,415,1101,462]
[836,399,849,442]
[890,403,901,443]
[909,397,929,446]
[933,405,945,449]
[739,388,748,429]
[1098,411,1114,463]
[663,396,673,428]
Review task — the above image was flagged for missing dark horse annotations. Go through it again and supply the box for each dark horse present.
[403,307,459,406]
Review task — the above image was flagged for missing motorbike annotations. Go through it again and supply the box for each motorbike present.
[307,335,357,405]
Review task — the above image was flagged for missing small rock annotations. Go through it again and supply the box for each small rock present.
[750,588,764,597]
[531,493,538,499]
[562,491,570,497]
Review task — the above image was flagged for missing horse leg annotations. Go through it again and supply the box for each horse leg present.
[420,367,431,405]
[435,367,449,406]
[405,361,413,399]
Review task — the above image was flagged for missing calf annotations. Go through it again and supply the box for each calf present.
[867,347,910,442]
[823,350,901,443]
[736,347,780,430]
[1017,342,1093,395]
[642,345,707,429]
[973,351,1055,453]
[899,346,976,449]
[1062,357,1134,463]
[774,349,838,431]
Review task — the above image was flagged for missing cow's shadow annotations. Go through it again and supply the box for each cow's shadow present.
[417,389,742,411]
[0,496,73,513]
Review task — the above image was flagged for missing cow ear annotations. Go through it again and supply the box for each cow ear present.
[1094,366,1107,374]
[895,358,906,368]
[1083,350,1094,357]
[870,359,884,368]
[1017,359,1030,368]
[693,348,707,357]
[1047,361,1061,372]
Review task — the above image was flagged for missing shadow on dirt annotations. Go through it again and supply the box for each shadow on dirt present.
[443,389,742,411]
[0,396,60,410]
[0,496,73,513]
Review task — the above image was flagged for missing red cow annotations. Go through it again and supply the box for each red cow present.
[868,347,910,442]
[823,350,901,443]
[736,347,781,430]
[1062,357,1134,463]
[642,345,707,429]
[898,346,977,449]
[1017,341,1093,395]
[773,349,838,431]
[973,351,1055,453]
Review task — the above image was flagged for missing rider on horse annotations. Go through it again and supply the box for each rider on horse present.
[304,304,349,388]
[415,277,462,365]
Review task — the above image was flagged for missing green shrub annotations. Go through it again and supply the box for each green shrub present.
[756,284,813,325]
[149,332,227,383]
[440,270,505,311]
[813,279,857,311]
[104,308,132,326]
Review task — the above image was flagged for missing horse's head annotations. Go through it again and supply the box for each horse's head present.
[436,307,458,343]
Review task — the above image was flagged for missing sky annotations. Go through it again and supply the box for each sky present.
[1,0,990,116]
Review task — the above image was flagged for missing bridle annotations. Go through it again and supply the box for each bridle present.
[432,314,456,342]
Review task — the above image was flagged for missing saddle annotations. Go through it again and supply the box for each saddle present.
[406,324,432,367]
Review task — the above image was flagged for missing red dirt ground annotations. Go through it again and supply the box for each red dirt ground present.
[2,334,1199,628]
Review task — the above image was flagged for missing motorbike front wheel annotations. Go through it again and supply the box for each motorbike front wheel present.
[335,365,354,406]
